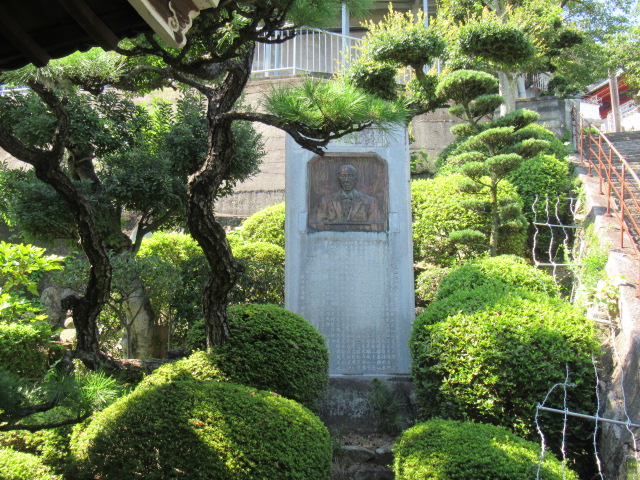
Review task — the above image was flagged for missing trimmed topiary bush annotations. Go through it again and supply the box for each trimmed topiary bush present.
[0,447,62,480]
[435,69,498,107]
[176,305,328,409]
[230,241,285,305]
[214,304,328,409]
[70,381,331,480]
[410,287,598,464]
[348,60,399,100]
[458,22,535,67]
[138,351,228,388]
[507,153,572,258]
[239,202,285,249]
[411,174,526,266]
[436,255,558,300]
[0,322,53,379]
[394,419,578,480]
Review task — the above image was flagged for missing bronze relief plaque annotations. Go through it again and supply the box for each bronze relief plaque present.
[308,153,388,232]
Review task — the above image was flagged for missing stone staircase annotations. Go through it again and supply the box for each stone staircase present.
[597,131,640,248]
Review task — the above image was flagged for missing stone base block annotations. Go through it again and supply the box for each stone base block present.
[319,375,416,434]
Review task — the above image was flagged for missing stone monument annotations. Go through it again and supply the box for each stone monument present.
[285,126,414,377]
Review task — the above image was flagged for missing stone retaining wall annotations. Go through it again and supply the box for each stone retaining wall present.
[575,160,640,479]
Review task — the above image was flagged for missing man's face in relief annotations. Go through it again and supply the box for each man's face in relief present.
[338,165,357,193]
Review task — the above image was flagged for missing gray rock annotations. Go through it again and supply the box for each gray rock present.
[341,445,376,464]
[373,444,394,466]
[375,443,393,455]
[59,328,76,344]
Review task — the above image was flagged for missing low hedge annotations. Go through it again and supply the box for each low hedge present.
[70,381,332,480]
[394,419,578,480]
[181,305,328,409]
[0,447,62,480]
[436,255,558,300]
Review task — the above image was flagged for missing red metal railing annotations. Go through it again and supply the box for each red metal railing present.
[571,106,640,296]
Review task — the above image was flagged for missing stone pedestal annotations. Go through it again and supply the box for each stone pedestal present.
[285,127,414,375]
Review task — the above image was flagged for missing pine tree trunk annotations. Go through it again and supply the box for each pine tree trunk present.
[0,82,111,357]
[187,46,254,348]
[35,167,111,354]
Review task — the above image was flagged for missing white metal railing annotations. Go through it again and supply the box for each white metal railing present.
[0,85,28,96]
[252,27,361,77]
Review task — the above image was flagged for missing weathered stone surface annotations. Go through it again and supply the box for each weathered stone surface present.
[285,126,414,376]
[347,464,394,480]
[341,446,376,464]
[319,376,415,434]
[41,287,77,326]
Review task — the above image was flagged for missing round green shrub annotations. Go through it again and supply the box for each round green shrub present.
[348,60,398,100]
[458,22,535,67]
[410,289,598,445]
[436,69,498,106]
[239,202,285,248]
[70,381,331,480]
[394,419,578,480]
[0,447,62,480]
[436,255,558,300]
[177,305,328,409]
[411,174,526,266]
[0,322,53,379]
[230,241,284,305]
[138,351,228,388]
[214,304,328,409]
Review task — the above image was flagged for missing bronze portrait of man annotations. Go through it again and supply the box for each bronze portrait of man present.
[311,164,383,231]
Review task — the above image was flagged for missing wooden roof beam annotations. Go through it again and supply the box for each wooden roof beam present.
[56,0,121,51]
[128,0,219,48]
[0,4,51,67]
